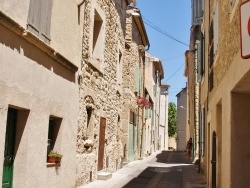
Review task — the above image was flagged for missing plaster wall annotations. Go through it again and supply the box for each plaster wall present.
[0,25,79,188]
[159,88,168,151]
[207,51,250,188]
[203,0,250,187]
[0,0,83,68]
[176,88,187,151]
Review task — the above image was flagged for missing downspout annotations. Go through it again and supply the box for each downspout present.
[77,0,87,24]
[139,49,145,158]
[155,70,159,151]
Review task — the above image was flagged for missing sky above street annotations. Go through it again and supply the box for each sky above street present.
[137,1,191,104]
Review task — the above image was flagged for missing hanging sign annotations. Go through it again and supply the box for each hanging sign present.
[240,0,250,59]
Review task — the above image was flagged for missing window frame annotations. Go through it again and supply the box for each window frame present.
[47,116,62,164]
[89,2,106,73]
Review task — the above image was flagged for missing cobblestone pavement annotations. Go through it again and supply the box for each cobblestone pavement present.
[79,151,207,188]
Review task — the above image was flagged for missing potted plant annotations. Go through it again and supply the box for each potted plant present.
[55,152,63,164]
[48,150,63,164]
[84,139,93,150]
[136,96,152,108]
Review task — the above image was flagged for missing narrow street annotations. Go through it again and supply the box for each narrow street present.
[81,151,207,188]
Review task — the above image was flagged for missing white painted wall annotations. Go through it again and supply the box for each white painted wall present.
[176,88,187,151]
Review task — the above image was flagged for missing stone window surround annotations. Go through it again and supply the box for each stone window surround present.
[88,1,106,74]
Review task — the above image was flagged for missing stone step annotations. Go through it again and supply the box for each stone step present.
[97,171,112,180]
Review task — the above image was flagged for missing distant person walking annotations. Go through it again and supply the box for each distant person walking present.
[186,138,192,159]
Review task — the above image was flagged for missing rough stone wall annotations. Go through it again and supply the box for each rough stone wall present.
[121,14,145,161]
[209,0,243,97]
[76,0,127,186]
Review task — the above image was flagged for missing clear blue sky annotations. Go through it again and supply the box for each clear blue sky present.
[137,1,191,104]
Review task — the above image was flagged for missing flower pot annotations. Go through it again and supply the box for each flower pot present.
[48,156,56,163]
[55,157,61,164]
[138,103,145,108]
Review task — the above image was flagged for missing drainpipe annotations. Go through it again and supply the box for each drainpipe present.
[156,70,159,150]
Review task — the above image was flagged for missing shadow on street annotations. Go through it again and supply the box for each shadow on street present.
[156,150,191,164]
[122,151,206,188]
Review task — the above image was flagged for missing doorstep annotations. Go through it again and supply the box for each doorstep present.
[97,171,112,180]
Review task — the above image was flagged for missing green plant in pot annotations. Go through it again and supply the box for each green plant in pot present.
[48,150,63,164]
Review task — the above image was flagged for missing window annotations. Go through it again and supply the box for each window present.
[192,0,204,25]
[86,107,94,138]
[92,10,103,60]
[89,4,105,72]
[197,33,205,82]
[209,69,214,91]
[117,48,123,85]
[135,65,140,93]
[47,116,62,162]
[213,0,219,55]
[27,0,53,44]
[230,0,236,7]
[208,1,218,92]
[200,107,205,156]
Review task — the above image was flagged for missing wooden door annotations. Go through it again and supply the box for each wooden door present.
[2,108,17,188]
[98,118,106,171]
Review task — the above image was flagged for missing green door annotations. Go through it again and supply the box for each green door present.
[2,108,17,188]
[128,123,134,162]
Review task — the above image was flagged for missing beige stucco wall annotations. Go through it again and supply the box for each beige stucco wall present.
[0,0,83,68]
[0,24,79,188]
[202,0,250,187]
[207,51,250,188]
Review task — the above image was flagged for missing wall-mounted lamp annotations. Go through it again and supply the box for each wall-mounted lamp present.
[131,12,140,17]
[180,106,186,109]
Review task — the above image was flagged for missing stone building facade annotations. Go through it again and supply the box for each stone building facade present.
[121,7,149,163]
[1,0,163,187]
[144,52,165,154]
[76,0,127,186]
[188,0,250,187]
[75,0,149,186]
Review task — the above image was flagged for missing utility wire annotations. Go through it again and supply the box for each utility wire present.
[166,63,185,81]
[162,54,184,61]
[142,15,189,47]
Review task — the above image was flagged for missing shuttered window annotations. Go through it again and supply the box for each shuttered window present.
[199,107,205,156]
[197,33,205,82]
[192,0,204,25]
[135,65,140,93]
[153,85,156,97]
[27,0,53,44]
[213,0,219,55]
[230,0,236,7]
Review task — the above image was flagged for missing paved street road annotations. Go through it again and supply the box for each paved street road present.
[80,151,207,188]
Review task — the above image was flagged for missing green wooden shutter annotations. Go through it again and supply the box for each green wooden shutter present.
[135,65,140,93]
[153,85,156,97]
[145,108,148,119]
